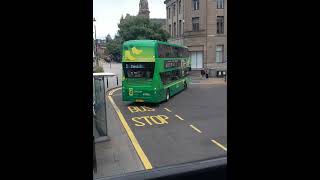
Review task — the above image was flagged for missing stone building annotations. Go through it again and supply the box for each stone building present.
[164,0,227,72]
[138,0,150,18]
[137,0,166,30]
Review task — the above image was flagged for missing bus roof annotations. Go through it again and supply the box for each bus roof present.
[123,40,188,49]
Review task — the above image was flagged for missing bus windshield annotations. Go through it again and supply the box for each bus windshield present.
[123,62,155,79]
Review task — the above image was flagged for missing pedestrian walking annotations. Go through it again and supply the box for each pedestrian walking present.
[201,69,205,79]
[205,68,209,79]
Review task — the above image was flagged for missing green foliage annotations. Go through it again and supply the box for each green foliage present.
[105,15,170,63]
[94,66,104,73]
[105,35,122,62]
[118,16,170,42]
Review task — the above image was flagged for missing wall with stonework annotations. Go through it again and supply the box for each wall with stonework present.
[164,0,227,72]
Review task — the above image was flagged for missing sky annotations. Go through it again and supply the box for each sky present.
[93,0,166,39]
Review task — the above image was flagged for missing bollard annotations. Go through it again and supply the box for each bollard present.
[106,77,109,88]
[116,76,119,86]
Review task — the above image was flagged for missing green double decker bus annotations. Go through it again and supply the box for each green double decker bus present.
[122,40,191,103]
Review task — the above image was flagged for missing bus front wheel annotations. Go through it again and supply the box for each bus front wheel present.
[165,89,170,102]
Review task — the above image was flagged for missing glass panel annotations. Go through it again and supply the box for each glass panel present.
[196,52,203,68]
[94,77,107,137]
[191,52,197,69]
[123,62,155,79]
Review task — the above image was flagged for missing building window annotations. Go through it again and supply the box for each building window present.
[217,0,224,9]
[179,20,182,37]
[216,45,224,63]
[192,17,200,31]
[191,51,203,69]
[158,44,189,58]
[179,0,181,14]
[169,24,172,36]
[174,22,177,38]
[192,0,199,10]
[217,16,224,34]
[168,7,171,18]
[173,4,176,17]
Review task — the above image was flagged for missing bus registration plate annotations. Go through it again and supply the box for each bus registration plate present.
[136,99,144,102]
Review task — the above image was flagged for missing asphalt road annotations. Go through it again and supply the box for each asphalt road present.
[110,83,227,168]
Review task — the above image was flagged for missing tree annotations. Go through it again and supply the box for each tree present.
[106,15,170,63]
[105,35,122,62]
[106,34,112,43]
[118,15,170,42]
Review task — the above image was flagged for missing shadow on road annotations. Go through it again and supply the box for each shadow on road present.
[124,88,189,107]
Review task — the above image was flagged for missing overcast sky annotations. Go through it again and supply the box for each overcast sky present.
[93,0,166,39]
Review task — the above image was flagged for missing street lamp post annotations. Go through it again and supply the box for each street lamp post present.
[93,18,98,67]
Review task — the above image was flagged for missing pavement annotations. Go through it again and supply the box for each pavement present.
[94,95,144,178]
[191,78,226,85]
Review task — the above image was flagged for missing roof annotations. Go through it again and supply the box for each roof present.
[150,18,166,26]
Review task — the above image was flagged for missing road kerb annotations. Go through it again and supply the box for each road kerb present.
[107,92,153,170]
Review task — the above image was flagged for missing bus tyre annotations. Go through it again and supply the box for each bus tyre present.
[165,89,170,102]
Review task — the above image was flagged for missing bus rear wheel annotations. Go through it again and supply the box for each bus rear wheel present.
[165,89,170,102]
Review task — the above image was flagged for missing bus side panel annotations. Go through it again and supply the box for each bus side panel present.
[155,58,166,102]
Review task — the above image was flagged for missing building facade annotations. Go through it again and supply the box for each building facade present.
[164,0,227,71]
[138,0,166,30]
[138,0,150,18]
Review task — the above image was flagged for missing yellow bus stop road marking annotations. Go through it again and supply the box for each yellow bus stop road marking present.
[108,93,153,170]
[175,114,184,121]
[164,108,172,112]
[108,87,122,96]
[189,124,202,133]
[211,139,227,151]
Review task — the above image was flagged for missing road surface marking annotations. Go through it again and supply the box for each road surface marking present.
[128,106,155,113]
[108,87,122,96]
[110,87,122,95]
[189,125,202,133]
[108,94,152,170]
[211,139,227,151]
[131,115,169,127]
[164,108,172,112]
[175,114,184,121]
